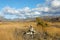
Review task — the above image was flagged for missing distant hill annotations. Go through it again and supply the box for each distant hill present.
[0,15,60,22]
[42,16,60,22]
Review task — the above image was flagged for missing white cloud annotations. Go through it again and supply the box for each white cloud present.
[34,11,41,14]
[51,0,60,7]
[35,0,60,16]
[22,7,31,12]
[2,6,20,14]
[0,0,60,19]
[47,0,60,17]
[32,6,50,12]
[0,6,42,19]
[44,7,49,12]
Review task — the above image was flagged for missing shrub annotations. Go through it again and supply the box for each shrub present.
[36,17,48,27]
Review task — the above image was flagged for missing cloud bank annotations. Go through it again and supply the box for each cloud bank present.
[0,0,60,19]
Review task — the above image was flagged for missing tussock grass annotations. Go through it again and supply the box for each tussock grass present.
[0,20,60,40]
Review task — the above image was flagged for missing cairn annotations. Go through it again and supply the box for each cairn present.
[23,25,40,40]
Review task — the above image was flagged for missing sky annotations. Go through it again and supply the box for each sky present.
[0,0,60,19]
[0,0,45,9]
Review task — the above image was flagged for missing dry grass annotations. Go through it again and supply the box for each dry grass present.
[0,21,60,40]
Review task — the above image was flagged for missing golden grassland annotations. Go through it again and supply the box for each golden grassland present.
[0,21,60,40]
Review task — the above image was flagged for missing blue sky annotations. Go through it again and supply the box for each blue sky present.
[0,0,60,19]
[0,0,45,19]
[0,0,45,9]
